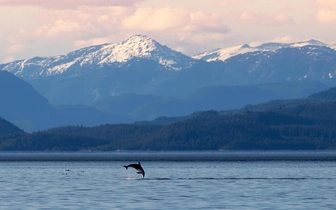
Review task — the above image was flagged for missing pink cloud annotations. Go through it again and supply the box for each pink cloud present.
[188,12,230,33]
[271,36,300,43]
[317,10,336,23]
[218,0,257,8]
[316,0,336,9]
[0,3,232,60]
[34,6,135,39]
[240,11,295,26]
[73,37,112,49]
[0,0,144,9]
[316,0,336,23]
[123,7,229,33]
[123,7,190,31]
[5,43,26,54]
[2,56,15,63]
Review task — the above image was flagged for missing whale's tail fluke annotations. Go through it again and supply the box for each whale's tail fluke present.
[124,166,128,170]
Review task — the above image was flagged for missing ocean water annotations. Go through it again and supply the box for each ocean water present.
[0,152,335,209]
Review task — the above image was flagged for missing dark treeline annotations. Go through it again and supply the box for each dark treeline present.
[1,101,336,150]
[309,87,336,100]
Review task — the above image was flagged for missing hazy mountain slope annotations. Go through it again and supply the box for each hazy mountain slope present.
[0,117,24,136]
[225,84,336,114]
[92,81,328,122]
[92,94,163,116]
[253,81,329,99]
[0,71,131,132]
[53,105,130,126]
[0,71,56,131]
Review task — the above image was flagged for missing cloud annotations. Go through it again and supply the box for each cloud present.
[0,5,136,61]
[2,56,15,63]
[316,0,336,9]
[317,10,336,23]
[240,11,295,26]
[5,43,26,54]
[34,6,135,39]
[271,36,300,43]
[121,7,230,55]
[316,0,336,23]
[4,28,27,54]
[0,0,144,9]
[159,32,230,55]
[36,19,81,38]
[218,0,256,8]
[73,38,113,49]
[1,3,231,60]
[123,7,230,33]
[123,7,189,31]
[187,12,230,33]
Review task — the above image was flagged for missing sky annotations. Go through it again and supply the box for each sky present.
[1,0,336,63]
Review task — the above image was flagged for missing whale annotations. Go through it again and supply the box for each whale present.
[124,162,145,178]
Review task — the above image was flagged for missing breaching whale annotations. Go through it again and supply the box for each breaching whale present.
[124,162,145,178]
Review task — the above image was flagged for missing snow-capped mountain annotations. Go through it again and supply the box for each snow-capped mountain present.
[1,34,196,78]
[2,35,336,132]
[1,36,336,107]
[193,39,332,62]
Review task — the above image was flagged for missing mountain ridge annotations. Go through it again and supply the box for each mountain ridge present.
[2,35,335,77]
[1,34,336,107]
[193,39,333,62]
[1,34,196,79]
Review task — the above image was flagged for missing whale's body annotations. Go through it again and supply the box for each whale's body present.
[124,162,145,178]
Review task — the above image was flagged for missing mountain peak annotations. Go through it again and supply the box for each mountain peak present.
[1,34,196,77]
[289,39,327,48]
[128,34,150,39]
[89,34,195,70]
[115,34,159,58]
[306,39,327,46]
[124,34,156,45]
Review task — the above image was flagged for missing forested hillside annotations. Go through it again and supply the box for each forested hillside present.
[1,105,336,151]
[309,87,336,100]
[3,86,336,151]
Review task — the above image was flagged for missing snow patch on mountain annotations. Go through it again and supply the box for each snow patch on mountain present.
[48,61,76,75]
[193,44,260,62]
[330,44,336,50]
[98,35,158,63]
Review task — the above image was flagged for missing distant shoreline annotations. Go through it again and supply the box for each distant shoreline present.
[1,151,336,161]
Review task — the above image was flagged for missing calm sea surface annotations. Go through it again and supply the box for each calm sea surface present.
[0,151,335,209]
